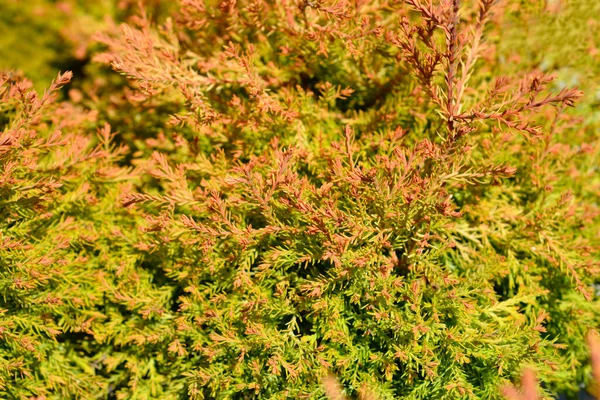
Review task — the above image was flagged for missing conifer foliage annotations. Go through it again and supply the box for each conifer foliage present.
[1,0,599,399]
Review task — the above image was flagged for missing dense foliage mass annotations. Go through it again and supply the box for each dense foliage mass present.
[1,0,599,399]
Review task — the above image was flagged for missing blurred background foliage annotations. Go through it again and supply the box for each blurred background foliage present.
[0,0,172,89]
[1,0,598,140]
[2,0,598,126]
[0,1,597,89]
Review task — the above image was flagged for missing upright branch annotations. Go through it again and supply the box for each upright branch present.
[399,0,582,142]
[454,0,496,110]
[444,0,460,133]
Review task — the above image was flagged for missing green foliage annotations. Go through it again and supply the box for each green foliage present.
[0,1,599,399]
[0,0,68,88]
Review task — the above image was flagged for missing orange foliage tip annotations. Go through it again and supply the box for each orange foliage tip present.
[323,374,347,400]
[502,369,539,400]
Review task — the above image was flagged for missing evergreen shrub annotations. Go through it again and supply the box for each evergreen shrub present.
[1,0,599,399]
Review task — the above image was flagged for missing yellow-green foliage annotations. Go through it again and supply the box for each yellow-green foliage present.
[0,1,599,399]
[0,0,68,87]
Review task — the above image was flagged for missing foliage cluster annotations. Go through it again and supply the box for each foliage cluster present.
[324,332,600,399]
[1,0,599,399]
